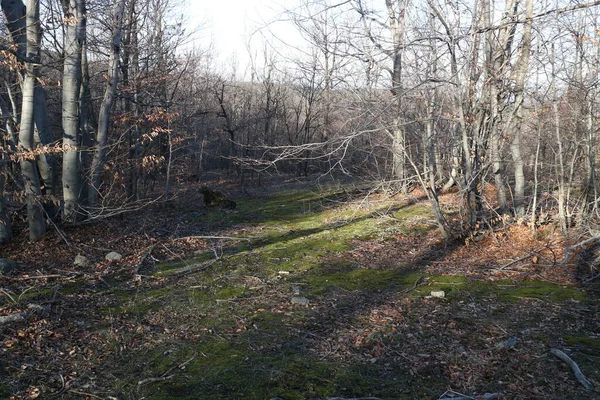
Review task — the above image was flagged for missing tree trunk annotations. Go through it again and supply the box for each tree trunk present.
[391,122,406,190]
[90,0,126,207]
[485,0,519,213]
[61,0,86,222]
[507,0,533,217]
[2,0,47,240]
[122,0,140,199]
[385,0,409,193]
[0,95,15,242]
[0,172,11,244]
[552,45,568,235]
[33,85,59,219]
[78,41,93,207]
[19,0,46,240]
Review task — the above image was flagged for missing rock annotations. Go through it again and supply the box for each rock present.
[496,337,518,349]
[291,296,310,306]
[430,290,445,298]
[0,258,19,275]
[73,254,91,268]
[105,251,123,261]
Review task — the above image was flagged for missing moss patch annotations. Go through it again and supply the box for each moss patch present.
[469,280,587,303]
[563,335,600,355]
[306,270,423,296]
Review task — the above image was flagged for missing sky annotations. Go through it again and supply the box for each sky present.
[187,0,294,72]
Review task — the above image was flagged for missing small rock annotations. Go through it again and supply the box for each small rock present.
[292,285,302,295]
[496,337,518,349]
[0,258,19,275]
[105,251,123,261]
[430,290,445,298]
[73,254,91,268]
[291,296,310,306]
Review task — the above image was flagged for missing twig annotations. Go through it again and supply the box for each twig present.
[0,312,26,325]
[137,355,195,386]
[550,348,594,390]
[171,260,217,277]
[557,235,600,265]
[45,212,71,247]
[174,235,255,241]
[137,375,175,386]
[497,254,531,270]
[327,397,382,400]
[48,374,66,398]
[399,276,425,295]
[438,392,504,400]
[0,288,16,304]
[16,274,67,280]
[582,271,600,284]
[67,390,105,399]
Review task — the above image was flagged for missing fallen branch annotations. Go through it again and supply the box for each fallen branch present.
[550,348,594,390]
[174,235,255,241]
[557,235,600,265]
[171,260,217,277]
[497,254,531,270]
[67,390,105,399]
[0,312,26,325]
[582,270,600,284]
[17,274,68,280]
[0,288,16,304]
[137,375,175,386]
[327,397,382,400]
[399,276,425,295]
[438,391,504,400]
[137,355,195,386]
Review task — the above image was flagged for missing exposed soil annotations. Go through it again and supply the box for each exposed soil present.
[1,177,599,399]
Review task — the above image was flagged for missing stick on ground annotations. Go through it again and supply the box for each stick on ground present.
[550,348,594,390]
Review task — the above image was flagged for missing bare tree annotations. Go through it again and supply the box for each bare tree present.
[89,0,126,207]
[1,0,46,240]
[61,0,86,222]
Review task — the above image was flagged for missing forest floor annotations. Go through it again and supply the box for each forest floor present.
[1,176,599,400]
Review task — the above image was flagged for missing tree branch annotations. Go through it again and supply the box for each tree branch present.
[475,1,600,34]
[550,348,594,390]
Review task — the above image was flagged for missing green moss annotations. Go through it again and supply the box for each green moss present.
[469,280,587,303]
[564,335,600,354]
[393,204,432,220]
[412,275,469,297]
[306,270,423,295]
[216,285,248,299]
[138,337,418,400]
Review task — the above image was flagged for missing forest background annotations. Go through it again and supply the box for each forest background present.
[0,0,600,241]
